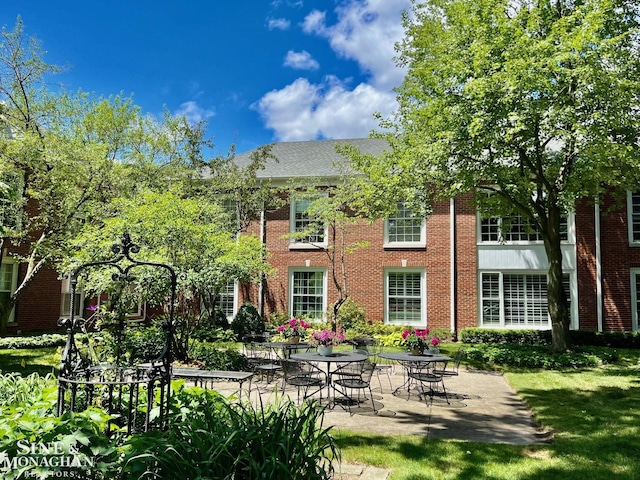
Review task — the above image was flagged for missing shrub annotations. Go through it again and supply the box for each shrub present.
[120,387,339,479]
[189,341,249,370]
[100,324,168,365]
[464,343,619,369]
[0,334,68,349]
[231,302,265,340]
[336,298,367,331]
[192,308,234,342]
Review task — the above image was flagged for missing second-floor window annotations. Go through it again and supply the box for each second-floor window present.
[384,202,426,247]
[480,213,568,243]
[290,197,326,246]
[627,191,640,244]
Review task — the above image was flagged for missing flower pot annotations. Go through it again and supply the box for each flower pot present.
[318,345,333,356]
[410,348,423,356]
[288,335,300,344]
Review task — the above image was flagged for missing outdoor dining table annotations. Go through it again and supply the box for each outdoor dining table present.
[289,350,368,404]
[379,352,452,397]
[257,341,311,360]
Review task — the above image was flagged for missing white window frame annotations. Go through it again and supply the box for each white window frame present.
[479,271,573,329]
[217,280,238,321]
[627,191,640,245]
[289,195,328,249]
[60,275,85,319]
[630,269,640,331]
[477,212,573,245]
[289,268,327,321]
[0,260,19,324]
[384,268,427,326]
[384,202,426,248]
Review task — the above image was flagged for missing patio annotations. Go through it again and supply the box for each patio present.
[196,366,547,445]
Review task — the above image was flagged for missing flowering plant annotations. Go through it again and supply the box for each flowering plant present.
[276,318,311,338]
[402,328,439,353]
[308,329,345,347]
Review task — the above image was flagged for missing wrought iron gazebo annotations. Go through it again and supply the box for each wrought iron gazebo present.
[57,233,177,433]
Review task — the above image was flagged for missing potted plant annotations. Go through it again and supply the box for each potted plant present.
[276,318,311,343]
[309,328,345,356]
[402,328,439,356]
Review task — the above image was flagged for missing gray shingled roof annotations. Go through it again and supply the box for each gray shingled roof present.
[233,138,389,181]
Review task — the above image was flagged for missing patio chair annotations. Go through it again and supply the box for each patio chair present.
[333,360,378,414]
[407,363,449,404]
[332,349,369,379]
[369,341,394,393]
[281,359,325,404]
[243,340,282,383]
[432,348,465,377]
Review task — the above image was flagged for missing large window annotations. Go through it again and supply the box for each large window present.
[385,269,425,325]
[627,191,640,244]
[0,262,18,323]
[480,272,571,328]
[384,202,425,247]
[290,197,327,247]
[290,269,326,320]
[480,213,568,243]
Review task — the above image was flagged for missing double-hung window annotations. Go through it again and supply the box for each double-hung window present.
[216,280,237,320]
[384,202,426,248]
[630,269,640,331]
[385,269,426,325]
[290,197,327,248]
[290,269,326,320]
[0,261,18,323]
[480,272,571,328]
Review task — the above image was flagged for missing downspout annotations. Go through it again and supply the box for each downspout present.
[258,201,266,318]
[595,201,603,332]
[450,198,457,338]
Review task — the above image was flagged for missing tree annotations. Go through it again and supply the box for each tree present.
[354,0,640,352]
[0,19,213,333]
[285,163,370,329]
[62,190,273,359]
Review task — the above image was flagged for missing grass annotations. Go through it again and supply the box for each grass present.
[0,347,59,376]
[2,343,640,479]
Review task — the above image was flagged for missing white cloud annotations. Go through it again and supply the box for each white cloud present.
[302,0,410,90]
[255,0,409,142]
[268,17,291,30]
[283,50,320,70]
[174,101,216,125]
[253,76,396,141]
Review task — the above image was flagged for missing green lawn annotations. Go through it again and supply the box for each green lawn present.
[0,347,59,376]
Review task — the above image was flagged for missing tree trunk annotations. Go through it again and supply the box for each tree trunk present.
[544,205,570,353]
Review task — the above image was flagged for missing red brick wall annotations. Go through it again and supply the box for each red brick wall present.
[454,194,479,332]
[575,200,599,330]
[242,197,470,332]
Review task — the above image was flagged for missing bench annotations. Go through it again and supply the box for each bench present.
[171,367,254,398]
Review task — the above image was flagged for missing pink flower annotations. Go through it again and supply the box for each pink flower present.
[401,330,411,340]
[431,337,440,346]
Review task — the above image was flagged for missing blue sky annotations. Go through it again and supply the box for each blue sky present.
[1,0,410,156]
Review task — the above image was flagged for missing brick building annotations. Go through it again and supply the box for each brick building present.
[2,138,639,335]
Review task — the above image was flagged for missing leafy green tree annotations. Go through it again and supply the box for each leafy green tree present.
[355,0,640,351]
[63,190,273,359]
[0,19,215,333]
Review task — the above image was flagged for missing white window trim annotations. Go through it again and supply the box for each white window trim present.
[289,195,328,249]
[630,269,640,331]
[627,191,640,245]
[288,268,327,321]
[384,268,427,326]
[218,280,238,321]
[476,212,575,246]
[478,270,576,329]
[1,259,19,324]
[383,203,426,249]
[60,275,85,319]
